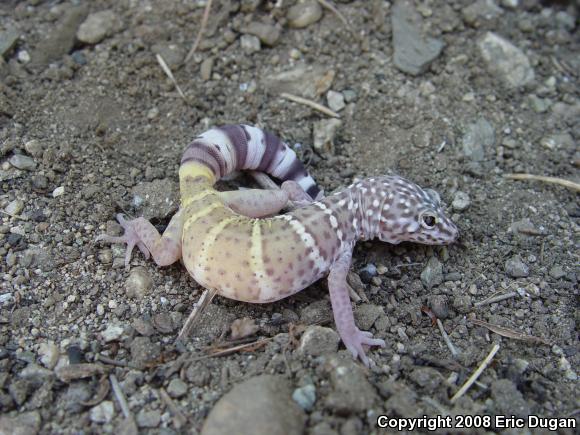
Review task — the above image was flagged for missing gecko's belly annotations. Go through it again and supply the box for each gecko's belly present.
[182,233,329,303]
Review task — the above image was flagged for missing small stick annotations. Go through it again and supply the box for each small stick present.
[156,54,188,102]
[504,173,580,192]
[159,387,187,429]
[317,0,352,31]
[436,319,460,358]
[96,354,128,367]
[176,288,217,342]
[280,92,340,118]
[110,374,131,418]
[185,0,214,63]
[450,343,500,403]
[474,291,518,307]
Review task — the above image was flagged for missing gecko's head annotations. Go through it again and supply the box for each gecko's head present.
[370,176,459,245]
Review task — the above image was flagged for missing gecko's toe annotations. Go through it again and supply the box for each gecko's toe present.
[342,328,384,367]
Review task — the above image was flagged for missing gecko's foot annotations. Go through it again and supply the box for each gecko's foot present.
[341,328,386,367]
[95,214,150,269]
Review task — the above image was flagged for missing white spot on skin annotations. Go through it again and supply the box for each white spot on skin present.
[371,187,376,194]
[329,215,338,228]
[380,191,386,197]
[337,199,346,207]
[347,201,353,210]
[336,229,343,240]
[361,188,368,194]
[383,204,390,211]
[372,199,379,207]
[366,210,374,216]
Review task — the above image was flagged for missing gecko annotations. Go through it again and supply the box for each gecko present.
[97,124,459,366]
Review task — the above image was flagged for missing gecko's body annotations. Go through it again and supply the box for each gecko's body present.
[98,124,459,365]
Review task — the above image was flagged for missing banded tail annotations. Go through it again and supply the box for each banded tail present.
[179,124,322,200]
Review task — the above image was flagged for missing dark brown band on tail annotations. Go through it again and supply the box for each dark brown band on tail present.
[218,124,249,171]
[257,130,283,172]
[181,140,227,176]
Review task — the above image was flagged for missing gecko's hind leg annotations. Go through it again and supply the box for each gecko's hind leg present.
[96,210,183,269]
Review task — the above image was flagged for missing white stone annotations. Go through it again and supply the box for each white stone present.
[101,323,124,342]
[90,401,115,423]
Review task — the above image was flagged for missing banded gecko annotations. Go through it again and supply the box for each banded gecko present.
[98,124,459,366]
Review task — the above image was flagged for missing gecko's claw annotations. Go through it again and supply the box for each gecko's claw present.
[96,214,151,269]
[341,328,385,367]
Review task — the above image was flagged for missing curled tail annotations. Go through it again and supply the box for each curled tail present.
[180,124,322,200]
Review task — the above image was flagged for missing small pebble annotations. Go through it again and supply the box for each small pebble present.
[167,378,188,398]
[5,199,24,216]
[326,90,345,112]
[9,154,36,171]
[451,191,470,211]
[52,186,65,197]
[505,255,530,278]
[125,267,153,298]
[136,409,161,428]
[240,35,261,54]
[287,1,323,28]
[101,323,124,342]
[90,400,115,423]
[200,57,214,81]
[298,326,339,357]
[292,384,316,411]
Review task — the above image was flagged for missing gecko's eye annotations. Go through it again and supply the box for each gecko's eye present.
[420,212,437,229]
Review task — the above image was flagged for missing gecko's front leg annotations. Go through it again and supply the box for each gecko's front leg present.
[96,209,183,269]
[328,250,386,366]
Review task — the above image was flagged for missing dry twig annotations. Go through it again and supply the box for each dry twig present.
[474,291,518,307]
[110,374,131,418]
[280,92,340,118]
[504,173,580,192]
[317,0,352,32]
[160,387,188,429]
[450,343,500,403]
[185,0,214,63]
[177,288,218,342]
[471,318,551,345]
[437,319,460,358]
[156,54,187,102]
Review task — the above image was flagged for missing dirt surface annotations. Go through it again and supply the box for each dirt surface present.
[1,0,579,434]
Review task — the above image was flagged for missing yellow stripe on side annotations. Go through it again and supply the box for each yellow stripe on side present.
[181,189,217,207]
[249,220,266,297]
[183,202,222,231]
[194,216,237,284]
[179,161,216,182]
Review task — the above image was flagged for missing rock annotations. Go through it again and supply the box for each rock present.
[528,94,552,113]
[549,265,565,280]
[298,326,340,357]
[0,28,20,58]
[61,382,91,414]
[9,154,36,171]
[30,6,87,69]
[130,337,161,369]
[56,363,105,383]
[77,10,121,44]
[324,356,378,414]
[262,65,334,99]
[313,118,342,154]
[37,342,59,369]
[101,323,124,342]
[24,140,46,158]
[52,186,65,197]
[125,267,153,299]
[201,375,306,435]
[167,378,188,398]
[0,411,41,435]
[326,90,345,112]
[491,379,531,418]
[392,0,444,75]
[428,294,450,319]
[5,199,24,216]
[420,256,443,289]
[462,118,495,162]
[451,191,470,211]
[230,317,259,340]
[540,133,574,151]
[380,381,420,417]
[353,304,384,330]
[133,316,155,336]
[408,367,442,392]
[287,1,323,28]
[242,22,280,46]
[505,255,529,278]
[292,384,316,411]
[240,35,261,54]
[151,43,184,69]
[200,57,214,81]
[462,0,502,27]
[136,409,161,428]
[90,400,115,423]
[477,32,534,88]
